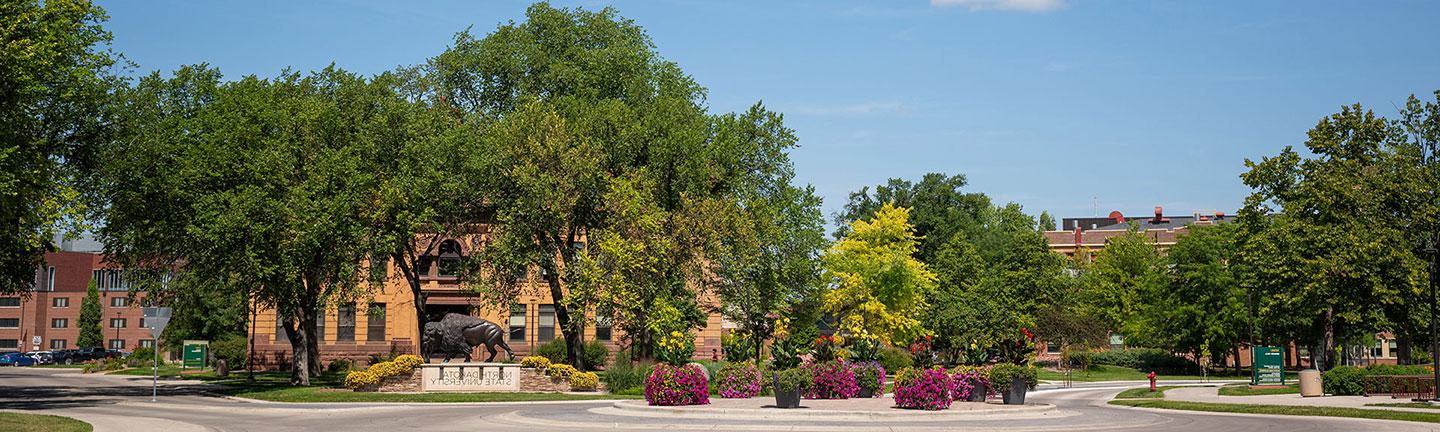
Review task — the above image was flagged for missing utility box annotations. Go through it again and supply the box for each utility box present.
[1299,369,1323,397]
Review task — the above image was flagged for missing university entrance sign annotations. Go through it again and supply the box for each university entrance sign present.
[1253,346,1284,385]
[420,363,521,392]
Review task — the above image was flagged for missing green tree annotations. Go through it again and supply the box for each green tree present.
[1239,103,1433,370]
[0,0,119,294]
[1078,227,1168,344]
[833,173,992,263]
[1150,223,1248,373]
[822,204,937,345]
[78,280,102,348]
[1037,211,1057,231]
[88,65,397,384]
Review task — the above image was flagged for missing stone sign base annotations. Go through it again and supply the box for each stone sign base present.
[420,363,521,392]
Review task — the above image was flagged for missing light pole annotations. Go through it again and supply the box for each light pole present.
[1424,140,1439,401]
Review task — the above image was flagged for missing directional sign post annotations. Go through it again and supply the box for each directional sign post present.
[143,307,171,402]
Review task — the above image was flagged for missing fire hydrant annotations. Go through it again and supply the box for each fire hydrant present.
[1148,371,1157,391]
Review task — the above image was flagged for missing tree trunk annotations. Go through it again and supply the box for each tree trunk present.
[1321,307,1335,371]
[1233,346,1242,376]
[302,301,321,377]
[283,316,310,386]
[1397,329,1413,365]
[540,258,588,371]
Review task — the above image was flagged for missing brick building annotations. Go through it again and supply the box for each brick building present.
[0,248,156,355]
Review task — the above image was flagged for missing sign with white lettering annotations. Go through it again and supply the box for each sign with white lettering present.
[420,363,521,392]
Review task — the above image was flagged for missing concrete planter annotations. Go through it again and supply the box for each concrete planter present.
[1001,376,1026,405]
[773,376,802,409]
[968,381,988,402]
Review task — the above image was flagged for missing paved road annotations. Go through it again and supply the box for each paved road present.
[2,367,1437,432]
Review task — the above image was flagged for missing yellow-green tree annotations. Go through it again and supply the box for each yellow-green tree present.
[822,204,936,345]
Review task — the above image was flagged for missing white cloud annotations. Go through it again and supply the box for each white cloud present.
[931,0,1067,12]
[791,101,913,117]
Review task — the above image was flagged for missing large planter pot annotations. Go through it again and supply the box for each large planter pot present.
[773,376,802,409]
[1002,376,1027,405]
[968,381,987,402]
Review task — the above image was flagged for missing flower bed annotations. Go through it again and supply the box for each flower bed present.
[645,363,710,406]
[851,361,886,397]
[804,361,859,399]
[893,366,955,410]
[951,365,989,401]
[716,361,762,398]
[344,354,424,390]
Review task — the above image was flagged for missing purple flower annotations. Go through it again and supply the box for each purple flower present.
[645,363,711,406]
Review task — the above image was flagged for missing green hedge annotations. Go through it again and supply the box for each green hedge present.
[1322,366,1366,395]
[535,339,610,368]
[1068,348,1197,373]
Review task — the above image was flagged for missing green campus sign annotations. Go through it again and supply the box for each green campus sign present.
[183,340,209,369]
[1253,345,1284,385]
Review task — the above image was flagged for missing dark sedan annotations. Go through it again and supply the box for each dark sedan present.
[0,352,36,367]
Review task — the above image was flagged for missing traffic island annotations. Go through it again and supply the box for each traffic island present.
[602,398,1061,421]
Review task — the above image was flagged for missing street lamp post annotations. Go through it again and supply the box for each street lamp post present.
[1425,142,1439,401]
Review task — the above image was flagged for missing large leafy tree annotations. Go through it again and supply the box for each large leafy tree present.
[434,4,805,369]
[1077,227,1168,343]
[89,65,401,384]
[834,173,991,264]
[822,204,937,345]
[1149,223,1248,373]
[78,280,102,348]
[1,0,119,294]
[1239,103,1432,369]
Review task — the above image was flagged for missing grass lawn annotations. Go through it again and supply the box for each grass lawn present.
[1369,403,1440,410]
[1114,385,1183,399]
[1110,399,1440,424]
[1218,384,1299,396]
[108,364,217,378]
[1039,365,1244,382]
[0,412,92,432]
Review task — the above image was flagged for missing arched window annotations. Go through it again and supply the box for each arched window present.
[438,239,463,277]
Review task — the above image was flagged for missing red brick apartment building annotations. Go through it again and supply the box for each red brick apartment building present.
[0,249,155,354]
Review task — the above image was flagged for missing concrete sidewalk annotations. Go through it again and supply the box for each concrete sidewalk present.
[1165,386,1440,414]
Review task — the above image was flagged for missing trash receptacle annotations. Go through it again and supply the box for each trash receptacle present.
[1299,369,1323,397]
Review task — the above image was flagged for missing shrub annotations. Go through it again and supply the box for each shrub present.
[716,361,762,398]
[520,356,552,369]
[1323,366,1366,396]
[603,361,653,394]
[851,361,886,397]
[773,367,812,393]
[894,366,955,410]
[804,360,859,399]
[536,339,568,365]
[770,336,804,370]
[211,334,249,368]
[548,363,579,379]
[327,359,354,375]
[393,354,423,371]
[83,357,125,373]
[345,370,379,389]
[1069,348,1197,373]
[583,340,610,368]
[722,331,756,362]
[848,337,881,363]
[988,363,1038,391]
[570,371,600,391]
[878,346,911,373]
[644,363,710,406]
[126,347,155,368]
[656,331,696,366]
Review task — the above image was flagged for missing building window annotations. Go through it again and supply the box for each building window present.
[0,318,18,328]
[0,297,18,307]
[0,340,17,349]
[51,318,68,329]
[417,257,434,278]
[315,312,325,343]
[1373,341,1385,358]
[508,304,526,342]
[595,316,612,342]
[337,303,356,342]
[50,339,67,350]
[438,240,462,277]
[538,305,555,342]
[108,339,125,350]
[46,266,55,291]
[1388,341,1399,358]
[367,303,386,342]
[275,318,289,343]
[52,297,69,308]
[110,297,130,308]
[140,339,155,349]
[110,318,126,328]
[1046,341,1063,354]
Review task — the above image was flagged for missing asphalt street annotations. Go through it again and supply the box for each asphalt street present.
[2,367,1437,432]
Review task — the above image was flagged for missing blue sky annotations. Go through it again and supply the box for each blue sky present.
[97,0,1440,224]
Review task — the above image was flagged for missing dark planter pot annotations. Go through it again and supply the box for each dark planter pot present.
[968,381,987,402]
[858,387,875,398]
[1002,376,1027,405]
[773,376,802,408]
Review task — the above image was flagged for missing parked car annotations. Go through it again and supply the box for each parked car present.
[50,350,75,365]
[70,347,119,363]
[0,352,36,367]
[24,351,54,365]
